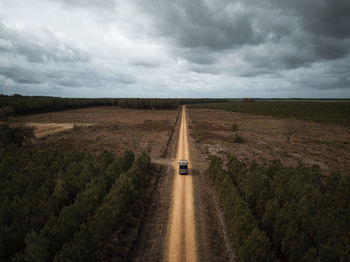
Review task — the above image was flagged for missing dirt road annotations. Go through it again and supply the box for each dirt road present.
[165,106,197,262]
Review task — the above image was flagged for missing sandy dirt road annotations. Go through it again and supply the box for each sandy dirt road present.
[165,106,197,262]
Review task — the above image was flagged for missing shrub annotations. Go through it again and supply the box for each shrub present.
[234,134,246,143]
[0,106,14,118]
[0,124,34,147]
[231,123,239,131]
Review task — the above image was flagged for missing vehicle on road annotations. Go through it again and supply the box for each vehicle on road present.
[178,159,189,175]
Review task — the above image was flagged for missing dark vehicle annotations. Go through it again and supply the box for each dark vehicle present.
[178,159,189,175]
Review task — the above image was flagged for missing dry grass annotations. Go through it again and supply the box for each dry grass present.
[8,106,179,159]
[188,108,350,176]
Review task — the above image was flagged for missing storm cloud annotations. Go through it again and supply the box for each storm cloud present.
[0,0,349,98]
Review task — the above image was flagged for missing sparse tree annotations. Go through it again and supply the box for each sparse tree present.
[0,106,14,119]
[282,119,302,143]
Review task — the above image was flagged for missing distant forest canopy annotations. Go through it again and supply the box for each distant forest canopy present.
[0,94,118,116]
[0,94,225,116]
[190,100,350,127]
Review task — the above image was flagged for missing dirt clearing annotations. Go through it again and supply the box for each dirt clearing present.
[25,123,93,138]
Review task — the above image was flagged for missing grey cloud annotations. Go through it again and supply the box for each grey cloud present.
[0,66,42,84]
[274,0,350,39]
[131,59,160,68]
[137,0,350,73]
[0,0,349,98]
[0,22,89,64]
[0,60,136,91]
[50,0,116,9]
[0,22,135,90]
[270,0,350,62]
[137,0,262,50]
[177,48,219,65]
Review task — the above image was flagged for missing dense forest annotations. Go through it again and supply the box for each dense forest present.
[0,94,118,116]
[0,94,224,116]
[209,155,350,261]
[118,98,224,110]
[190,100,350,126]
[0,124,154,261]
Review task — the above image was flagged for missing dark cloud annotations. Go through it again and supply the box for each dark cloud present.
[270,0,350,62]
[0,0,349,98]
[274,0,350,39]
[137,0,350,73]
[137,0,262,50]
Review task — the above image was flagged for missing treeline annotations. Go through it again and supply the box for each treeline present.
[0,94,225,117]
[118,98,224,110]
[209,155,350,261]
[0,125,153,261]
[190,101,350,126]
[0,95,118,116]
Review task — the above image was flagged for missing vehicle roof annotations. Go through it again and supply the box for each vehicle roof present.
[179,159,188,164]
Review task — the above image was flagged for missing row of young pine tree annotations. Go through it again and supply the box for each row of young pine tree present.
[209,155,350,261]
[0,130,153,261]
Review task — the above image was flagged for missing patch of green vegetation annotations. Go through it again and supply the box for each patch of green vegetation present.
[231,123,239,131]
[189,100,350,126]
[233,134,246,143]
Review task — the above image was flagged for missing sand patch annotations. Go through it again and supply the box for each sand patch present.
[26,123,91,138]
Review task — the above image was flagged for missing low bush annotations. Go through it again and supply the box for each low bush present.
[233,134,246,143]
[231,123,239,131]
[0,124,34,147]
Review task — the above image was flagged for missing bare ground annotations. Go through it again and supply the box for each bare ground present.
[188,108,350,176]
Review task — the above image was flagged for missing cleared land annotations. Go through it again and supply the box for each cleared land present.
[188,108,350,176]
[9,106,179,158]
[190,100,350,126]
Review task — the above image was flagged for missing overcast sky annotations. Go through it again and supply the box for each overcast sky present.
[0,0,349,98]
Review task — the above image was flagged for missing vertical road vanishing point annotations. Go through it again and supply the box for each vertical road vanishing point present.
[165,105,197,262]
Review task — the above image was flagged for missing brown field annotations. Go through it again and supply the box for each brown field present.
[187,108,350,176]
[9,106,179,158]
